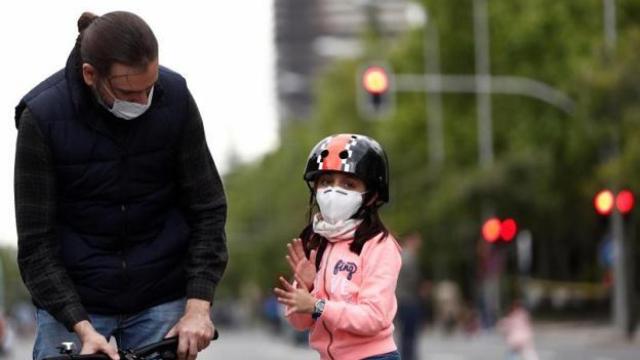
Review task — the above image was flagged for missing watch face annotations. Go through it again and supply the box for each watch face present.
[313,300,326,319]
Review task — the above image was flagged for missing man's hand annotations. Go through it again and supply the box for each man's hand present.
[166,299,215,360]
[285,238,317,290]
[74,320,120,360]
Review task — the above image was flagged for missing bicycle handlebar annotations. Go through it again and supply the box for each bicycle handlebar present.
[43,330,219,360]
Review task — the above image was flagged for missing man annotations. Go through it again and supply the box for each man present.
[14,11,228,360]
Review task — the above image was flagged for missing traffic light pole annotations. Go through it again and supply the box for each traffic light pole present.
[472,3,500,321]
[625,215,637,337]
[424,21,445,170]
[611,211,637,337]
[612,210,631,336]
[601,0,634,338]
[473,0,493,169]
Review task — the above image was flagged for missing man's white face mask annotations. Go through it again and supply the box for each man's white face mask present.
[104,86,154,120]
[315,186,364,224]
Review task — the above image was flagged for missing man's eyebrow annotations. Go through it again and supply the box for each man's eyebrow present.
[109,70,158,83]
[111,76,158,94]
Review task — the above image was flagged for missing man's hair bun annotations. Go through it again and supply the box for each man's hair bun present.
[77,12,98,33]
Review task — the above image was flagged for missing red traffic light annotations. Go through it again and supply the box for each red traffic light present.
[362,66,390,95]
[616,190,635,215]
[482,217,518,243]
[594,189,615,216]
[501,218,518,242]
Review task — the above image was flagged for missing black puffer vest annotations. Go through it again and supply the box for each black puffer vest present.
[15,49,191,314]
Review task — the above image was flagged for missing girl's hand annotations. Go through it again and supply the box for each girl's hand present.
[274,275,317,316]
[285,238,317,290]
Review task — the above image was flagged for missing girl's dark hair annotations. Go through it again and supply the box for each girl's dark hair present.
[300,192,389,270]
[75,11,158,76]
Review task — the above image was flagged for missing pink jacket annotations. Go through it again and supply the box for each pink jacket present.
[287,233,402,360]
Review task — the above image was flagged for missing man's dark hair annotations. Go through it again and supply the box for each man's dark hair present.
[76,11,158,76]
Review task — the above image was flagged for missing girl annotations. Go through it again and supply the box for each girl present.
[274,133,402,360]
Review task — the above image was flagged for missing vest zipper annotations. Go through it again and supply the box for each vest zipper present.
[322,243,335,360]
[119,149,128,280]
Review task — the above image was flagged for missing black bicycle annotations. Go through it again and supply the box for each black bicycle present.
[43,330,219,360]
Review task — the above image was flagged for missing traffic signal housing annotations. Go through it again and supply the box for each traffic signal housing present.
[482,217,518,243]
[357,64,395,119]
[594,189,635,217]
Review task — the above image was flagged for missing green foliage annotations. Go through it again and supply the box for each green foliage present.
[219,0,640,296]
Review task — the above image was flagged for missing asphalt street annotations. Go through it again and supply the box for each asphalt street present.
[10,322,640,359]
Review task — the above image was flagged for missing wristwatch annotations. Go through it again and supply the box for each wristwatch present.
[312,299,326,319]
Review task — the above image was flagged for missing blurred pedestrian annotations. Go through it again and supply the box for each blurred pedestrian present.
[459,300,480,337]
[433,280,462,335]
[396,232,424,360]
[476,239,504,329]
[12,302,35,337]
[0,313,15,357]
[262,295,283,334]
[14,11,228,360]
[497,301,539,360]
[274,134,402,360]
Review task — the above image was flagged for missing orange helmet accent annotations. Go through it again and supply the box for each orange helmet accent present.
[317,134,355,172]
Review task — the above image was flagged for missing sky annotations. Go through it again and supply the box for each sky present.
[0,1,278,246]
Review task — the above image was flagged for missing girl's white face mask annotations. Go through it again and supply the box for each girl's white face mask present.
[315,186,364,224]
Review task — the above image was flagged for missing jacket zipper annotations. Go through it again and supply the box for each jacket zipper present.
[321,321,335,360]
[322,243,335,360]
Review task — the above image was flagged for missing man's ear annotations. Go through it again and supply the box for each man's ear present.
[82,63,97,86]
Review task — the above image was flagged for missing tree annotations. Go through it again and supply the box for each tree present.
[218,0,640,299]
